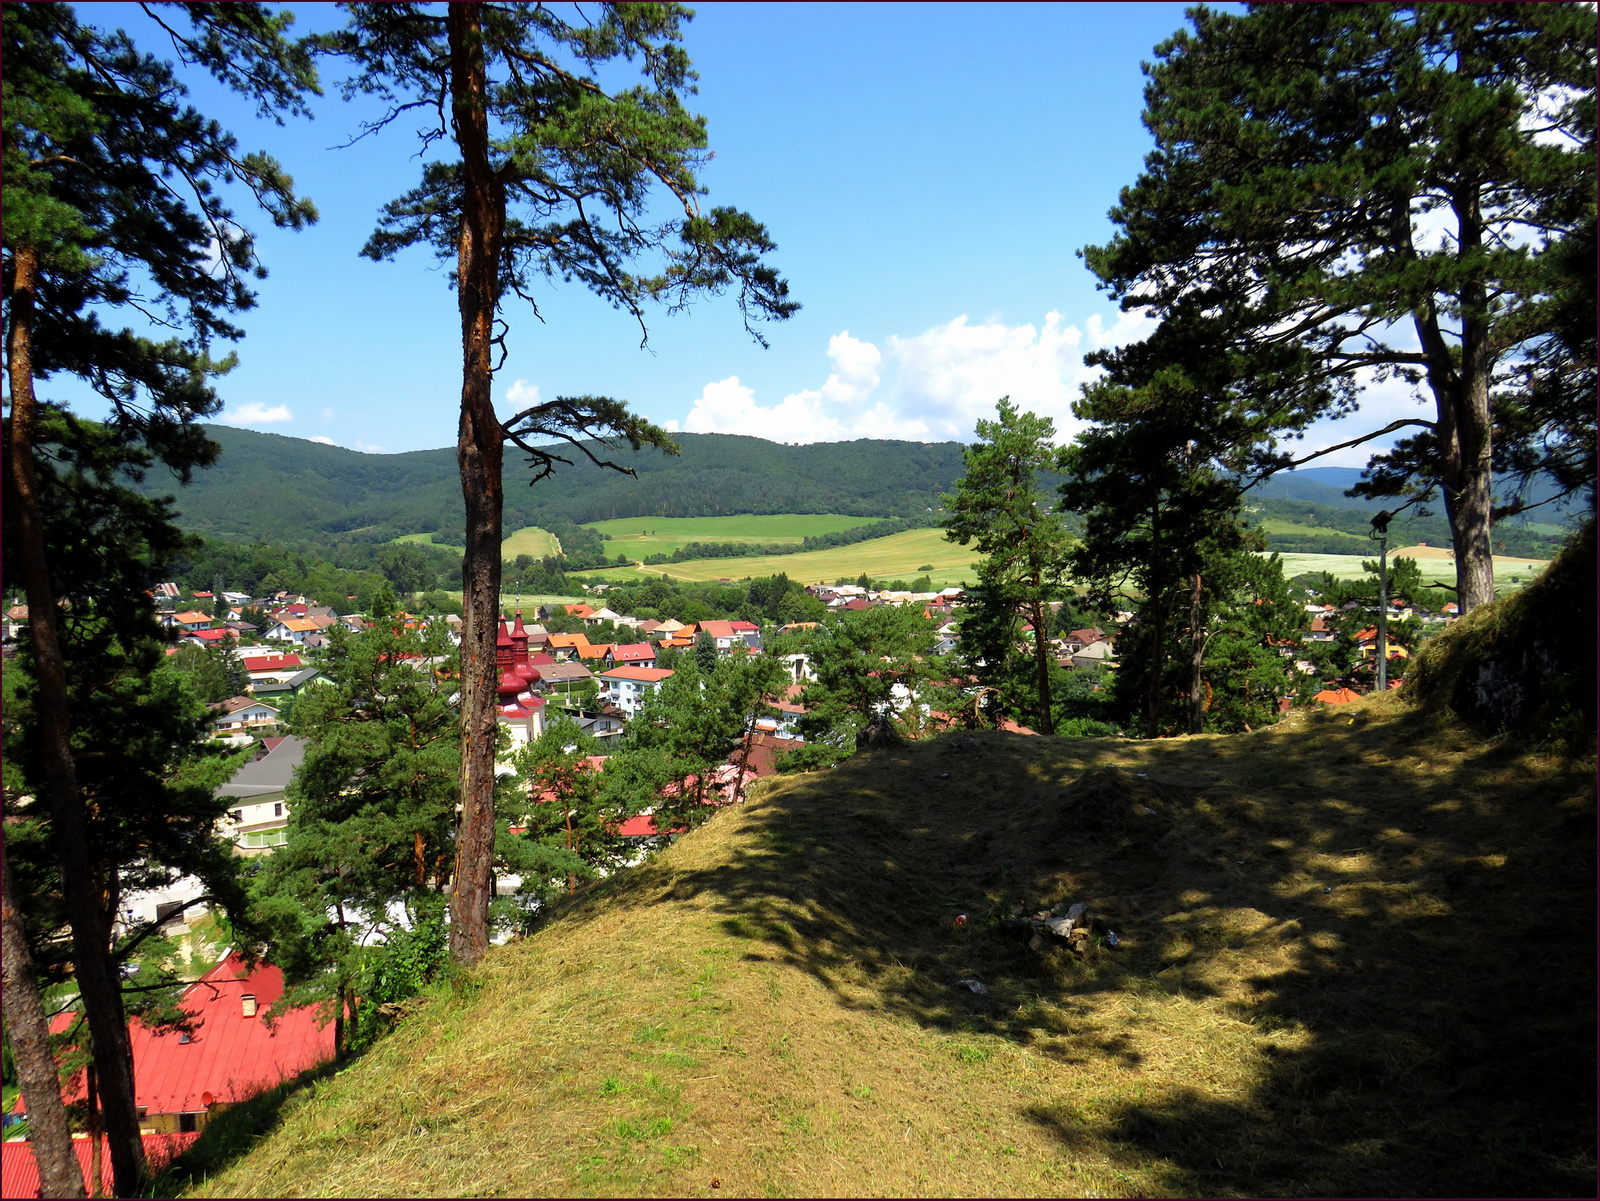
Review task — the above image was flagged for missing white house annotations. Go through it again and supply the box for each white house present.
[264,616,319,644]
[597,666,674,717]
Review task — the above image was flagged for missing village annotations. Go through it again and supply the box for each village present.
[3,552,1478,1192]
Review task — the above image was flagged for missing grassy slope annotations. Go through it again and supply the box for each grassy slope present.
[585,514,879,560]
[589,527,983,586]
[180,695,1594,1199]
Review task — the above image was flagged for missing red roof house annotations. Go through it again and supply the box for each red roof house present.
[2,1133,199,1198]
[16,954,336,1136]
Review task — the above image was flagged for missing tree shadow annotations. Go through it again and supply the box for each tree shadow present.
[147,1059,343,1197]
[603,710,1596,1196]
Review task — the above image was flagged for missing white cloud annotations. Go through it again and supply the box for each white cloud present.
[353,436,390,454]
[308,435,335,446]
[225,403,293,425]
[319,407,335,424]
[503,379,541,408]
[671,311,1155,445]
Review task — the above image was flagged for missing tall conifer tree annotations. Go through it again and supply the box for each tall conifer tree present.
[314,2,794,963]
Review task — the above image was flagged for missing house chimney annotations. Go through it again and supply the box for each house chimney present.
[241,993,257,1018]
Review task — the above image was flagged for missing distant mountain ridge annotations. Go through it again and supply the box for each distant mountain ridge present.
[130,425,970,543]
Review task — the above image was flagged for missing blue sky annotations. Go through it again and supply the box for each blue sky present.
[52,2,1425,464]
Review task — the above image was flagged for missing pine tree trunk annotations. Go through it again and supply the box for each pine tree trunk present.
[447,1,507,966]
[1,842,87,1199]
[1027,592,1055,735]
[1445,184,1496,613]
[1189,572,1205,735]
[4,243,147,1196]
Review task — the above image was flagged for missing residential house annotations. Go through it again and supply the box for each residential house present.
[14,954,335,1137]
[161,610,215,633]
[698,619,759,652]
[1069,640,1116,670]
[562,602,598,621]
[182,626,239,649]
[264,616,319,644]
[3,1133,199,1196]
[537,659,595,695]
[604,642,657,670]
[208,696,280,734]
[339,614,371,634]
[597,665,674,717]
[241,653,306,687]
[584,606,625,627]
[546,631,596,662]
[250,667,331,702]
[3,604,28,642]
[218,736,306,852]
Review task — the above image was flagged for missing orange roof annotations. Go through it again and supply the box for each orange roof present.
[563,603,597,619]
[698,619,737,639]
[171,610,213,625]
[1314,687,1362,705]
[547,632,595,655]
[600,666,675,683]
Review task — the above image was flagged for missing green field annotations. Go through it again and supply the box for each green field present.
[585,513,879,561]
[586,527,982,587]
[1255,516,1369,546]
[1271,550,1551,593]
[393,526,561,560]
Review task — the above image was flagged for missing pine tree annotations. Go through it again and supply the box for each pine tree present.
[1084,3,1596,613]
[2,7,316,1189]
[942,398,1071,734]
[314,1,795,964]
[252,598,462,1056]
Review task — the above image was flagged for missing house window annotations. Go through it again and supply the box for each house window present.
[179,1032,192,1044]
[273,802,283,818]
[230,810,243,825]
[179,1112,197,1133]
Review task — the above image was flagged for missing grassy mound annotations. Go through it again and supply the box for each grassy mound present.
[1406,520,1596,747]
[170,698,1595,1198]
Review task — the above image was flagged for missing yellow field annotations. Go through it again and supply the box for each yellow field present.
[393,527,561,560]
[593,527,983,587]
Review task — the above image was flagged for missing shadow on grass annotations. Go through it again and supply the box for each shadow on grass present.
[601,705,1596,1196]
[146,1058,345,1198]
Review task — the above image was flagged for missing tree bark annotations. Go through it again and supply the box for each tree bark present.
[4,243,147,1196]
[1,841,87,1199]
[1189,572,1205,735]
[447,1,507,966]
[1027,591,1055,736]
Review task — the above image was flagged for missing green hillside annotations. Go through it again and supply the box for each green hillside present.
[127,426,968,544]
[164,694,1594,1198]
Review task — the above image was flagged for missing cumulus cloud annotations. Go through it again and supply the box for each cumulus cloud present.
[670,310,1155,445]
[225,403,293,425]
[308,435,336,446]
[503,379,541,408]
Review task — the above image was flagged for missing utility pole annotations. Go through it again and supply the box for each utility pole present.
[1371,511,1392,693]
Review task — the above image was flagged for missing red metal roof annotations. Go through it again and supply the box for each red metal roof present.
[1,1132,199,1198]
[241,654,304,672]
[22,955,334,1119]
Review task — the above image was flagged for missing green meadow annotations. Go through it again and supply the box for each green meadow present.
[584,514,879,561]
[393,526,562,560]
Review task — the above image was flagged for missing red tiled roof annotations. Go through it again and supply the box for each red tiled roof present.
[22,954,335,1119]
[729,621,759,632]
[2,1133,199,1198]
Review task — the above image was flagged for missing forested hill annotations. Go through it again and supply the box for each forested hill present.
[131,425,969,543]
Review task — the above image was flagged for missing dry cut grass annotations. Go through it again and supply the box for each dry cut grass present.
[175,694,1595,1198]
